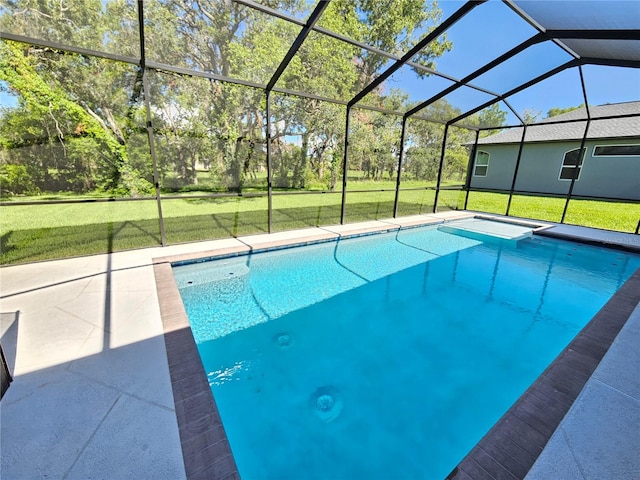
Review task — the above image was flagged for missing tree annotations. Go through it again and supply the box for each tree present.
[0,0,107,51]
[1,0,453,195]
[475,103,508,130]
[318,0,451,81]
[272,1,451,187]
[139,1,300,191]
[0,0,154,196]
[546,104,584,118]
[522,108,542,124]
[0,40,152,195]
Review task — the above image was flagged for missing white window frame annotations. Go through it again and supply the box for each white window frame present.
[593,144,640,157]
[473,150,490,177]
[558,147,586,182]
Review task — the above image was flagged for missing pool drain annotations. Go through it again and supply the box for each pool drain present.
[274,332,293,350]
[310,386,342,422]
[316,394,334,411]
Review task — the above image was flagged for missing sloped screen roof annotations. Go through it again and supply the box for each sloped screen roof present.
[358,0,640,127]
[511,0,640,62]
[1,0,638,128]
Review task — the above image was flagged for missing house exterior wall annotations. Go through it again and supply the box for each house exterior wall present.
[572,139,640,200]
[470,139,640,200]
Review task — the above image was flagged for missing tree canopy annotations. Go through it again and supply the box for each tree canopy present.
[0,0,502,198]
[546,104,584,118]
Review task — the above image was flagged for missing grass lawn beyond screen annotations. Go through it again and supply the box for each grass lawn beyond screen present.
[1,190,638,265]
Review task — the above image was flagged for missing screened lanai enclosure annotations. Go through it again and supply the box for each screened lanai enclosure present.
[1,0,639,264]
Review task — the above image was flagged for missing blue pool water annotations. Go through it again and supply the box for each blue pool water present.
[173,222,640,479]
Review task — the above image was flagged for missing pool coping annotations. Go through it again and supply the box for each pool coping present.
[152,215,640,479]
[154,261,240,479]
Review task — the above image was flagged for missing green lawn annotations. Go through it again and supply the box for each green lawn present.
[465,191,639,233]
[1,188,637,265]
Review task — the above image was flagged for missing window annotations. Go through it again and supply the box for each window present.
[474,151,489,177]
[593,144,640,156]
[559,148,586,181]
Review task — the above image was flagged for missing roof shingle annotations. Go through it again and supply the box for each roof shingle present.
[476,101,640,144]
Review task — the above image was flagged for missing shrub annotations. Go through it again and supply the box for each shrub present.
[0,164,40,196]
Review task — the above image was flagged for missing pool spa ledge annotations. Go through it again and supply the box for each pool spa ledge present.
[153,214,640,480]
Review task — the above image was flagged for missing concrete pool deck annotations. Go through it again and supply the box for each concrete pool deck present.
[1,211,638,479]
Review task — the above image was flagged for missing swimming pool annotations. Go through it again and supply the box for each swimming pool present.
[173,220,640,479]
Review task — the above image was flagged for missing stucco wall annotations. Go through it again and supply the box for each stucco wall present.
[470,139,640,200]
